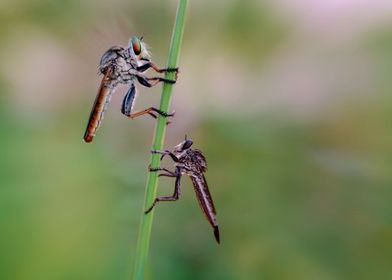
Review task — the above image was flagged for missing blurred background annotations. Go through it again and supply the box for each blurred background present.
[1,0,391,279]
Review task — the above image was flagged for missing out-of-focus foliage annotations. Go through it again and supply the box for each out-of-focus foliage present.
[0,0,391,279]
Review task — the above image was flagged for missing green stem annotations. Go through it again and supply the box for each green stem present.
[132,1,187,279]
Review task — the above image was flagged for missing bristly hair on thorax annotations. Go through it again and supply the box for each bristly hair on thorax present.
[178,148,208,174]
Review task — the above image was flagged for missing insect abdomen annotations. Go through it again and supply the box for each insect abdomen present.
[83,73,114,143]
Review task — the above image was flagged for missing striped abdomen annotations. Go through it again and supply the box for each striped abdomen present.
[83,69,114,143]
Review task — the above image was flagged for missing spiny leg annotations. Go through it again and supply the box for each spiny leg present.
[121,84,174,124]
[145,62,179,81]
[148,166,176,177]
[145,169,182,214]
[137,61,179,74]
[151,150,179,162]
[127,107,175,120]
[148,77,176,86]
[136,75,176,88]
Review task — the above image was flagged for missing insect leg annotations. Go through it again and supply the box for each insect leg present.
[121,83,137,116]
[121,84,174,120]
[158,173,177,178]
[127,107,175,119]
[148,166,176,177]
[136,75,176,87]
[151,150,179,162]
[137,61,178,74]
[145,168,182,214]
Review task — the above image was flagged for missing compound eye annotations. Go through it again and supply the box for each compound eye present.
[132,39,141,55]
[183,139,193,150]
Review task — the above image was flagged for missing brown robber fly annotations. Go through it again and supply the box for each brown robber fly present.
[83,36,178,143]
[147,136,220,244]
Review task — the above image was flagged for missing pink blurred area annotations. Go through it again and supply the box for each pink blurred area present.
[0,0,391,122]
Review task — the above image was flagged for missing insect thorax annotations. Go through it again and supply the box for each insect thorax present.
[178,149,207,174]
[99,47,138,87]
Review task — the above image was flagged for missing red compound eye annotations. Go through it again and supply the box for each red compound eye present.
[132,40,141,55]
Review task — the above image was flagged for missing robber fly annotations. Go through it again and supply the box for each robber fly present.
[83,36,178,143]
[147,136,220,244]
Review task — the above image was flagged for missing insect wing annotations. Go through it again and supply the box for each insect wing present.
[191,174,220,243]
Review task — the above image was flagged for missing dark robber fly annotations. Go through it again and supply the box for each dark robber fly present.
[83,36,178,143]
[147,136,220,244]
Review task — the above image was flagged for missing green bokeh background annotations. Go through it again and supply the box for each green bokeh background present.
[1,0,391,279]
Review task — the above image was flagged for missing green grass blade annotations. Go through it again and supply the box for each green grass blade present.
[132,1,187,279]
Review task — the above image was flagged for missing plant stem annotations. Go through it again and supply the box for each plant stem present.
[132,1,187,279]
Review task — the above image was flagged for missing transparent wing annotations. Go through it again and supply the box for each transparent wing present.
[191,174,220,243]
